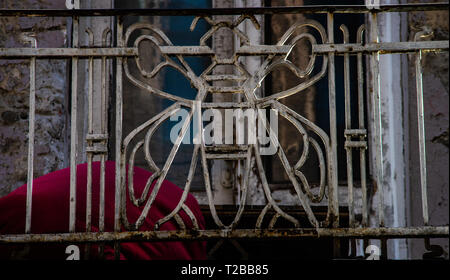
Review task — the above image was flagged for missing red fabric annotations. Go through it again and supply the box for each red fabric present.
[0,161,206,260]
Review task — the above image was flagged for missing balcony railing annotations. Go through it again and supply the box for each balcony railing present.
[0,2,448,259]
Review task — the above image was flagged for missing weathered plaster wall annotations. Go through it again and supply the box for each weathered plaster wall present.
[0,0,69,197]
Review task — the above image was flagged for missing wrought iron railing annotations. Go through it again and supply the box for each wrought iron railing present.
[0,2,448,259]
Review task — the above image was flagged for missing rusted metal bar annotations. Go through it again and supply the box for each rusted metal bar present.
[356,25,368,228]
[341,24,355,228]
[204,75,247,82]
[205,153,248,160]
[414,31,431,226]
[0,227,447,244]
[312,41,449,54]
[0,3,447,17]
[370,12,385,227]
[236,45,291,55]
[85,145,108,153]
[159,46,214,55]
[114,16,124,260]
[327,12,341,258]
[99,155,106,258]
[327,12,339,228]
[204,145,249,153]
[208,86,244,94]
[160,44,288,58]
[85,133,108,140]
[85,28,95,260]
[345,141,368,149]
[201,102,252,109]
[69,11,79,234]
[0,41,446,59]
[345,129,367,136]
[23,33,37,234]
[0,47,137,58]
[99,28,110,257]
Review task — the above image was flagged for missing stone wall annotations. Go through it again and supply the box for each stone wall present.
[0,0,69,197]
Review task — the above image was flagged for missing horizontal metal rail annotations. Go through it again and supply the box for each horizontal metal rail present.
[0,41,447,59]
[313,41,449,54]
[0,227,447,244]
[0,47,137,58]
[0,3,448,17]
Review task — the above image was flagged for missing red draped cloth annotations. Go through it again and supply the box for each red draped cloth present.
[0,161,206,260]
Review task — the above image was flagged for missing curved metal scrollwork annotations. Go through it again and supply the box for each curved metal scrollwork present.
[120,15,332,231]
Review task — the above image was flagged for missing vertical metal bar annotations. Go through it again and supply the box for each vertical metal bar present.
[327,12,339,228]
[415,49,429,226]
[98,32,109,259]
[85,29,94,259]
[370,12,384,227]
[98,158,106,257]
[341,25,355,228]
[69,12,79,234]
[25,35,37,234]
[328,12,340,259]
[359,106,368,228]
[114,16,124,260]
[357,26,368,228]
